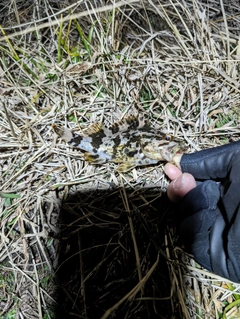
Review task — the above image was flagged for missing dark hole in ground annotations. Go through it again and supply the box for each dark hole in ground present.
[55,187,182,319]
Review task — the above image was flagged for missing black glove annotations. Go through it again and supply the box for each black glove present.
[179,140,240,282]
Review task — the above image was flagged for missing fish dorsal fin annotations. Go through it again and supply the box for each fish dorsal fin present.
[82,122,104,136]
[109,114,150,133]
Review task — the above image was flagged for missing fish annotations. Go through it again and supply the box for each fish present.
[52,115,186,173]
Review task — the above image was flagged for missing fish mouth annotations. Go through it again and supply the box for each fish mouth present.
[142,141,186,162]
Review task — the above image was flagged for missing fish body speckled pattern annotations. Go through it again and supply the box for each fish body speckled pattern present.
[53,115,185,172]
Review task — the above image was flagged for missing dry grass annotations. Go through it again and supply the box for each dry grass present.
[0,0,240,318]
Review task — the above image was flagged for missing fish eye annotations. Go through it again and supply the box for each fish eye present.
[164,134,172,141]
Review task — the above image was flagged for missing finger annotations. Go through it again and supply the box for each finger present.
[180,140,240,180]
[222,155,240,222]
[164,163,182,180]
[226,206,240,282]
[167,173,197,202]
[180,181,240,282]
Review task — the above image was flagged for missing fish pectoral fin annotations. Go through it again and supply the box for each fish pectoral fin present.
[140,143,162,161]
[116,162,136,173]
[142,148,162,160]
[142,146,175,162]
[84,153,106,164]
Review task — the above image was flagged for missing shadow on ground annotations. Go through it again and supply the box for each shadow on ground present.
[55,186,183,318]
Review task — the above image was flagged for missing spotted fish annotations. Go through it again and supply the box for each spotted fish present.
[52,115,186,172]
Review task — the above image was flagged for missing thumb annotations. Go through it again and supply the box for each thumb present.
[164,163,197,202]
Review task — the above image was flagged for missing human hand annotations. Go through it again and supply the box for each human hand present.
[164,141,240,283]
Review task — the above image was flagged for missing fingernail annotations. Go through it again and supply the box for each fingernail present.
[172,174,185,190]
